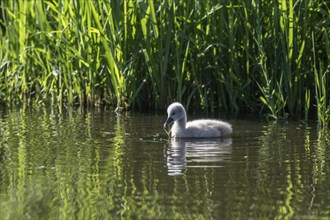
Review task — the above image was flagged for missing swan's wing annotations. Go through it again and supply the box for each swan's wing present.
[186,120,232,137]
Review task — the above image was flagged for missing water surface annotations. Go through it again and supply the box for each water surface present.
[0,107,329,219]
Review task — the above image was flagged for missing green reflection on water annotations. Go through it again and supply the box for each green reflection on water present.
[0,107,329,219]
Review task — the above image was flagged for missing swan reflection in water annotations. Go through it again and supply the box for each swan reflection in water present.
[164,138,232,176]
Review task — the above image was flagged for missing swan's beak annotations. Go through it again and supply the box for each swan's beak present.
[164,117,174,128]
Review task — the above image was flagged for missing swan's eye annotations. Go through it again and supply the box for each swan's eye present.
[171,112,175,116]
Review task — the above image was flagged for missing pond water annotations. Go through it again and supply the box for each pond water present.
[0,107,329,219]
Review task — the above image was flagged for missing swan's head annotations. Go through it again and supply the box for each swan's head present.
[164,102,186,128]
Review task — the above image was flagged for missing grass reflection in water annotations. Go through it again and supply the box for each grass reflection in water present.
[0,107,329,219]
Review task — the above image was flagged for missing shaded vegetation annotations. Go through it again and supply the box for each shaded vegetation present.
[0,0,329,123]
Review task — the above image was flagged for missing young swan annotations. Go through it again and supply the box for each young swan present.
[164,102,232,138]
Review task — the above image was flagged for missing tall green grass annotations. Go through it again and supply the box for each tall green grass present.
[0,0,329,124]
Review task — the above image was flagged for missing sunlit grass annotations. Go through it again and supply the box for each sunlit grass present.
[0,0,329,125]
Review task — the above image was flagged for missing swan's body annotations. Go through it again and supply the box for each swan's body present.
[164,102,232,138]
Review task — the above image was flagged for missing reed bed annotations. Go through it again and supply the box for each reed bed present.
[0,0,329,124]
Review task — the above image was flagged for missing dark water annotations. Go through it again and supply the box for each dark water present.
[0,107,329,219]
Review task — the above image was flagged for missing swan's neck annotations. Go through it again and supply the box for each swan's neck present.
[171,112,187,138]
[177,118,186,128]
[175,114,187,130]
